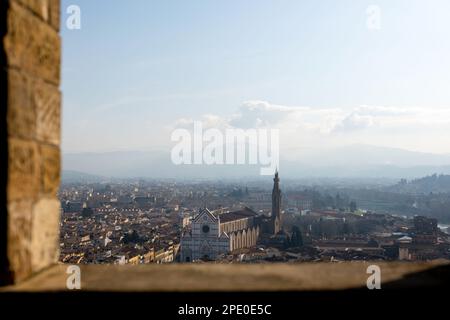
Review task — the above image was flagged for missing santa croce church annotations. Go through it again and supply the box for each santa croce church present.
[181,171,284,262]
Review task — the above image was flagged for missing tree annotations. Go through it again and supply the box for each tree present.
[335,193,342,209]
[349,201,357,213]
[342,222,352,235]
[122,230,141,244]
[81,207,94,218]
[290,226,304,247]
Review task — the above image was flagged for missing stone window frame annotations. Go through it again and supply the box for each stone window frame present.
[1,0,61,285]
[0,0,447,291]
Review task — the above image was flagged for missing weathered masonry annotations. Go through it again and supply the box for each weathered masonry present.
[1,0,61,285]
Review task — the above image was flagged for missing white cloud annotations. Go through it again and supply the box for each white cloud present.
[173,114,230,130]
[172,101,450,154]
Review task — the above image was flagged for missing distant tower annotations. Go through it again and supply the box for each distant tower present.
[271,170,282,234]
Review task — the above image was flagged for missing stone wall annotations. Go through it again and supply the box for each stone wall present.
[1,0,61,284]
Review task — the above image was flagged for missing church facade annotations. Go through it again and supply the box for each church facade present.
[180,207,261,262]
[180,171,283,262]
[180,208,230,262]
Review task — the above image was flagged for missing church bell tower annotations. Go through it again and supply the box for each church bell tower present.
[271,170,282,234]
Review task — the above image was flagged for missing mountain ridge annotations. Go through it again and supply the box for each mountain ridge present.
[62,144,450,179]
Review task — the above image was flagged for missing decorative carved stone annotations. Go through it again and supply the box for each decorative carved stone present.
[31,198,60,272]
[34,79,61,145]
[40,145,60,196]
[7,138,40,202]
[16,0,50,21]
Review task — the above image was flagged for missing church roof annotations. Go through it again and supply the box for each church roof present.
[192,208,218,223]
[219,207,258,223]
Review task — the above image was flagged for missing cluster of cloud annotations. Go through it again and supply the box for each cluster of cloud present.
[334,105,450,132]
[172,101,450,153]
[175,100,450,132]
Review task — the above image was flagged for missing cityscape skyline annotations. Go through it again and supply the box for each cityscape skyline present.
[2,0,449,308]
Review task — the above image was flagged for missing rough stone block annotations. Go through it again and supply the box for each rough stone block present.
[7,200,33,282]
[31,198,60,272]
[15,0,60,30]
[5,1,61,85]
[7,69,35,139]
[7,138,40,202]
[40,145,60,196]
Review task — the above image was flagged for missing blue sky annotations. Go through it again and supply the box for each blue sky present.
[61,0,450,154]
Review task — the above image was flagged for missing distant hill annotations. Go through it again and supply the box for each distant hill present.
[61,170,107,184]
[386,174,450,194]
[62,150,262,179]
[62,145,450,179]
[289,144,450,167]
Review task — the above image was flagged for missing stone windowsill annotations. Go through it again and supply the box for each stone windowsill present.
[1,260,449,292]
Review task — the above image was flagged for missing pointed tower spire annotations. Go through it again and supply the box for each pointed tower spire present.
[271,170,282,234]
